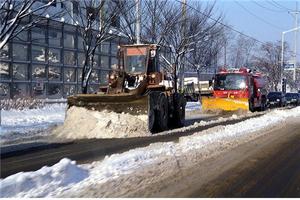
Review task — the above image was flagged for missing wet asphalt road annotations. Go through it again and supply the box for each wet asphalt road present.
[188,119,300,197]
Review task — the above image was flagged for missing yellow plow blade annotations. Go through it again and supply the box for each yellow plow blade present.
[202,96,249,111]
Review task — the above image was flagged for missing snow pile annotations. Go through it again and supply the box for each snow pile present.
[185,101,202,111]
[0,158,89,198]
[2,107,300,197]
[52,106,149,139]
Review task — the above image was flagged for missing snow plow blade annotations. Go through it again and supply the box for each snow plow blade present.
[67,93,148,115]
[202,96,249,111]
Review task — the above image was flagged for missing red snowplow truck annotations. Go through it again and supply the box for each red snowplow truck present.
[202,67,267,112]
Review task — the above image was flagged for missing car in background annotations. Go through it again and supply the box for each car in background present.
[285,93,300,106]
[267,92,287,108]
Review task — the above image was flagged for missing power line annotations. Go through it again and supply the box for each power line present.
[270,0,294,12]
[173,0,266,45]
[234,1,284,31]
[252,1,286,13]
[173,0,300,58]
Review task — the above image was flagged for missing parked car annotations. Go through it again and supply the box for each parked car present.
[285,93,300,106]
[267,92,287,108]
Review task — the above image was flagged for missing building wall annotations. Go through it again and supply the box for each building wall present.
[0,18,124,99]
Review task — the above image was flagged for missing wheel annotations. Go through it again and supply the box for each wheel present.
[249,97,255,112]
[148,106,156,132]
[156,93,169,131]
[173,93,186,128]
[148,92,158,133]
[260,98,266,111]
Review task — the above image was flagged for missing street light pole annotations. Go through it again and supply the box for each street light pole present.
[281,26,300,91]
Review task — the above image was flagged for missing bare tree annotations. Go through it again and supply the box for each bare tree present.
[64,0,129,94]
[162,1,223,91]
[253,41,289,91]
[0,0,62,49]
[227,34,257,68]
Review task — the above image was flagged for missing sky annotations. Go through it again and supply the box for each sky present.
[214,0,300,63]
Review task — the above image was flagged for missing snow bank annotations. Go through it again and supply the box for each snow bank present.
[0,104,66,143]
[0,158,88,198]
[2,107,300,197]
[52,107,149,139]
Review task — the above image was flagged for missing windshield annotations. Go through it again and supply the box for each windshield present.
[214,74,247,90]
[125,47,147,74]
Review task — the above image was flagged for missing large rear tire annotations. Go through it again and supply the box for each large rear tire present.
[173,93,186,128]
[156,93,169,131]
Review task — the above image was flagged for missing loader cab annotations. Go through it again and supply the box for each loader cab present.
[122,44,160,74]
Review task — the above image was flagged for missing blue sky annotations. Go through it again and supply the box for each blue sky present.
[213,0,300,62]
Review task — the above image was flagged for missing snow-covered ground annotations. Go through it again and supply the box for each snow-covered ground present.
[0,104,66,144]
[1,106,300,197]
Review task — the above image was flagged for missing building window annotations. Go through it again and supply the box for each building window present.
[78,36,84,50]
[90,70,99,83]
[64,33,75,49]
[14,29,28,42]
[32,45,46,62]
[77,68,82,82]
[31,27,46,44]
[64,68,76,82]
[32,64,46,80]
[32,81,46,98]
[12,83,29,98]
[49,30,62,47]
[0,44,10,59]
[48,83,62,99]
[78,52,85,67]
[93,54,99,67]
[101,56,109,69]
[100,42,110,54]
[64,84,76,96]
[0,83,10,98]
[64,51,76,65]
[111,43,118,55]
[49,48,61,63]
[13,63,28,80]
[100,70,109,84]
[0,62,10,80]
[13,43,28,61]
[48,66,61,81]
[111,57,117,70]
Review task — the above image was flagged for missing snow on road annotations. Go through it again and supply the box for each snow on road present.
[1,106,300,197]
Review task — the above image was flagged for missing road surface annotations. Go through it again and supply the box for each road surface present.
[128,117,300,197]
[1,112,257,178]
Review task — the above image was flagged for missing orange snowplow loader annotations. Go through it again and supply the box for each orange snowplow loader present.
[202,96,249,111]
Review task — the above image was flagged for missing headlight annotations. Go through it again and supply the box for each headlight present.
[110,75,115,79]
[151,74,156,79]
[276,99,280,102]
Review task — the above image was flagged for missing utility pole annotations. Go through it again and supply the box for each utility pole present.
[289,2,299,81]
[135,0,141,44]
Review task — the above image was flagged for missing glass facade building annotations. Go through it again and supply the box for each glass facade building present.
[0,18,125,99]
